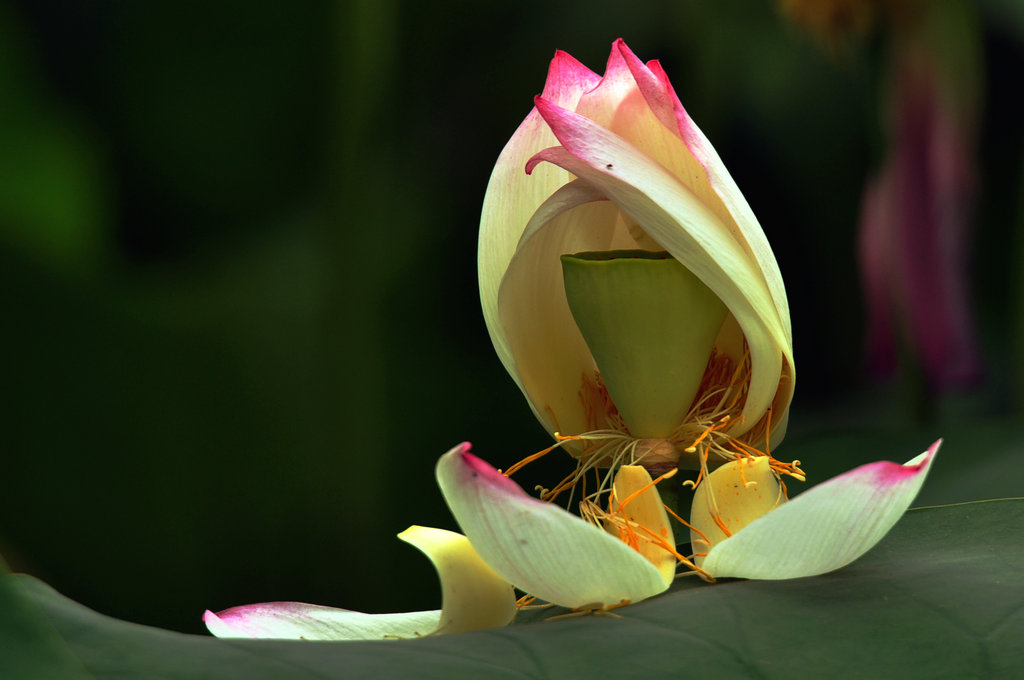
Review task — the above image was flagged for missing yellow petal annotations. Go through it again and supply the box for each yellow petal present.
[610,465,677,585]
[397,526,516,635]
[689,456,783,566]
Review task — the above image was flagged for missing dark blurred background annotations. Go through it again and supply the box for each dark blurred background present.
[2,0,1023,634]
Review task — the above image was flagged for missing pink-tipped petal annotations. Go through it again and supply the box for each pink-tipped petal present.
[204,526,514,640]
[528,98,792,439]
[436,443,668,609]
[701,441,941,579]
[542,50,602,103]
[572,39,641,130]
[479,52,601,398]
[614,41,681,135]
[629,50,793,352]
[203,603,440,641]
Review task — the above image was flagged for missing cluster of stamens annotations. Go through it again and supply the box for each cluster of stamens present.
[502,344,803,598]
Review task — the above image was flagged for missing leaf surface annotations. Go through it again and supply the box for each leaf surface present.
[3,499,1021,679]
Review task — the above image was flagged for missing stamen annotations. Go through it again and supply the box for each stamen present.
[632,522,706,574]
[543,469,583,503]
[712,348,751,416]
[503,436,575,478]
[501,334,803,594]
[616,468,678,512]
[662,502,711,548]
[683,415,731,453]
[589,488,714,582]
[710,511,734,538]
[738,460,752,488]
[544,601,631,621]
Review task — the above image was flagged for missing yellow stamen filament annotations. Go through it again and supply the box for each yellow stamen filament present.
[616,468,678,512]
[683,415,731,454]
[544,600,632,620]
[738,460,751,488]
[662,502,711,548]
[709,510,734,538]
[502,436,577,478]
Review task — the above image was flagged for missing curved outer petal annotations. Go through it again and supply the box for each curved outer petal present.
[204,527,515,640]
[479,51,601,394]
[436,442,669,609]
[617,42,792,348]
[496,182,636,437]
[525,106,791,438]
[701,440,941,580]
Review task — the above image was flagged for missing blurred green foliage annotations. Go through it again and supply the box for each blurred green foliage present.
[1,0,1022,634]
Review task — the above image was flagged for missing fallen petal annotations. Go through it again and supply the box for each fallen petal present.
[436,442,668,609]
[701,440,940,579]
[203,603,439,641]
[204,526,514,640]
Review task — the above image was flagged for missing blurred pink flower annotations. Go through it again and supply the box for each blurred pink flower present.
[858,12,982,389]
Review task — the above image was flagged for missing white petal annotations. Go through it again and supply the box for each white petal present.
[479,51,601,400]
[496,182,626,437]
[701,440,941,579]
[203,603,439,641]
[436,443,668,609]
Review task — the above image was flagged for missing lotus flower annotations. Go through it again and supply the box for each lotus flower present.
[203,40,942,639]
[479,38,794,476]
[462,39,939,598]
